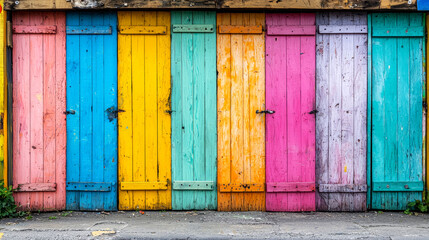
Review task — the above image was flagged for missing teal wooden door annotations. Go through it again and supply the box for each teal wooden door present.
[369,13,425,210]
[171,11,217,210]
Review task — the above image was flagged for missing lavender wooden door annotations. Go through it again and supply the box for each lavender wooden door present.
[265,13,316,212]
[315,12,368,211]
[12,12,66,211]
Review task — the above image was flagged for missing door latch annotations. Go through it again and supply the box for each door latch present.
[165,110,175,114]
[256,110,275,114]
[309,109,319,115]
[63,110,76,115]
[106,107,125,122]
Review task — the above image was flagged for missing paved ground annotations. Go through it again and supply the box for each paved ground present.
[0,211,428,239]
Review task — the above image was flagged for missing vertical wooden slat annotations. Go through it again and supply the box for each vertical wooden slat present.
[0,2,5,186]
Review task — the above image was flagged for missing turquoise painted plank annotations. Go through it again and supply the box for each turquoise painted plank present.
[372,26,424,37]
[172,181,215,190]
[373,182,424,192]
[66,12,118,211]
[171,11,217,210]
[172,24,214,32]
[370,13,424,210]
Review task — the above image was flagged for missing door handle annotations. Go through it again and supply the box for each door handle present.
[256,110,275,114]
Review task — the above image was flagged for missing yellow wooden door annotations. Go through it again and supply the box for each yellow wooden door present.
[0,4,7,186]
[217,13,265,211]
[118,11,171,210]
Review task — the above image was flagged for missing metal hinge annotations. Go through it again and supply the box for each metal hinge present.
[63,110,76,115]
[309,109,319,114]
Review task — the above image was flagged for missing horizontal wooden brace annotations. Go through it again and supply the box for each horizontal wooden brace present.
[66,182,112,192]
[121,182,168,190]
[372,181,424,192]
[318,25,368,34]
[267,26,315,36]
[119,26,167,35]
[172,181,215,190]
[66,26,112,35]
[219,183,264,192]
[218,25,263,34]
[372,27,424,37]
[266,182,315,193]
[4,0,417,10]
[318,184,367,193]
[13,25,57,34]
[173,24,214,33]
[15,183,57,192]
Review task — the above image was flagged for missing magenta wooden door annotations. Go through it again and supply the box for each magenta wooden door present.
[265,13,316,212]
[12,12,66,211]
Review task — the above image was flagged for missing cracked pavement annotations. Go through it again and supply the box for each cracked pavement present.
[0,211,428,239]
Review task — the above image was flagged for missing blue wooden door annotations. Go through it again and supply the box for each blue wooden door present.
[171,11,217,210]
[369,13,424,210]
[66,12,118,211]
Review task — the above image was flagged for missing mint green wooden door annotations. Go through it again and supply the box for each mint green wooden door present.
[369,13,425,210]
[171,11,217,210]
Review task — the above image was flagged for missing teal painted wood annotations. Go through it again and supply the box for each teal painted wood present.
[369,13,424,210]
[66,12,118,211]
[171,11,217,210]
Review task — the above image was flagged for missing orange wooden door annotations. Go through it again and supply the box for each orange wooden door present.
[12,12,66,211]
[217,13,265,211]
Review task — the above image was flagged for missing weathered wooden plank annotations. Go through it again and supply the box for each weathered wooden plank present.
[121,182,169,190]
[172,181,215,191]
[0,2,6,187]
[318,184,367,193]
[218,25,262,34]
[119,26,167,34]
[66,182,112,192]
[13,25,57,34]
[16,183,57,192]
[218,183,265,193]
[4,0,417,10]
[318,25,367,33]
[66,25,112,34]
[372,182,424,192]
[372,27,424,37]
[172,24,214,32]
[267,26,316,35]
[267,183,316,193]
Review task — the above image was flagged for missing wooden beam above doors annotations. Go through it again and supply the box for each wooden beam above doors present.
[4,0,417,11]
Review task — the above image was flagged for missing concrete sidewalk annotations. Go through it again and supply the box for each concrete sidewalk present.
[0,211,428,239]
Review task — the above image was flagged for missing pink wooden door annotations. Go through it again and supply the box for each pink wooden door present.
[12,12,66,211]
[265,13,316,212]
